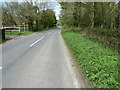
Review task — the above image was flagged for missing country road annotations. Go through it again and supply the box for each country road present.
[1,27,78,88]
[1,1,118,89]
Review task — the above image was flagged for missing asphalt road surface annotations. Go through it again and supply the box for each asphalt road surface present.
[2,27,80,88]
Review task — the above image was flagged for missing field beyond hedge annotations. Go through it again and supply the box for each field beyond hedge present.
[61,29,119,88]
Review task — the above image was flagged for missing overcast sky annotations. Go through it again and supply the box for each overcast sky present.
[53,2,61,20]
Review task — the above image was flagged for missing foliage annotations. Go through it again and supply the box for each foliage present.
[0,39,2,44]
[59,2,119,52]
[61,29,119,88]
[39,9,57,28]
[59,2,119,29]
[66,27,119,52]
[0,39,6,44]
[2,2,57,31]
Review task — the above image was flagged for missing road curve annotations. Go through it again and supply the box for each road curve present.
[2,27,78,88]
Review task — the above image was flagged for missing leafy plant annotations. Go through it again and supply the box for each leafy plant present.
[61,29,119,88]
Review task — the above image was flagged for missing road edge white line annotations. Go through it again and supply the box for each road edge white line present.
[29,36,45,47]
[60,31,79,88]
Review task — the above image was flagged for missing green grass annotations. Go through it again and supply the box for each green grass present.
[67,27,119,52]
[5,31,33,36]
[5,26,57,36]
[61,29,119,88]
[0,39,2,44]
[0,39,6,44]
[19,31,33,35]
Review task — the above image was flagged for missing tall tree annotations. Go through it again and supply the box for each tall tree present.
[2,1,57,31]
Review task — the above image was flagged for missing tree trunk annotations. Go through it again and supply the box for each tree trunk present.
[118,1,120,31]
[91,2,97,28]
[36,20,39,30]
[101,2,104,28]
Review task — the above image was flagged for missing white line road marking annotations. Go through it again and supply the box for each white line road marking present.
[0,67,2,69]
[29,36,45,47]
[61,35,79,88]
[59,31,61,34]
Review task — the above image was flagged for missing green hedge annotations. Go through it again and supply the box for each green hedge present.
[61,29,119,88]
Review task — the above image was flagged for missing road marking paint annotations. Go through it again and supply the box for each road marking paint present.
[0,67,2,69]
[59,31,61,34]
[65,54,79,88]
[60,35,79,88]
[29,36,45,47]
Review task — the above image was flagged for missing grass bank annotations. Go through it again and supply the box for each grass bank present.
[61,29,119,88]
[67,27,119,52]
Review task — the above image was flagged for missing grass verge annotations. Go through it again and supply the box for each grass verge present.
[67,27,119,52]
[5,31,33,36]
[0,39,6,44]
[5,26,57,36]
[61,29,119,88]
[0,39,2,44]
[2,26,57,44]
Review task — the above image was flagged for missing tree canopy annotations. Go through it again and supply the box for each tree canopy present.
[59,2,119,29]
[2,2,57,31]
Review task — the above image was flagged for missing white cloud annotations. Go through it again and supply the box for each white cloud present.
[53,2,61,20]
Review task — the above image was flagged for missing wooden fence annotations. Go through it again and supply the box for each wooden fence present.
[2,25,28,32]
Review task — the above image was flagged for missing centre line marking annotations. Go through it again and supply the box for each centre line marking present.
[29,36,45,47]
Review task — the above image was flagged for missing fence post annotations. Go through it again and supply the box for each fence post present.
[24,25,25,32]
[27,25,29,31]
[0,29,5,40]
[19,25,20,33]
[118,1,120,31]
